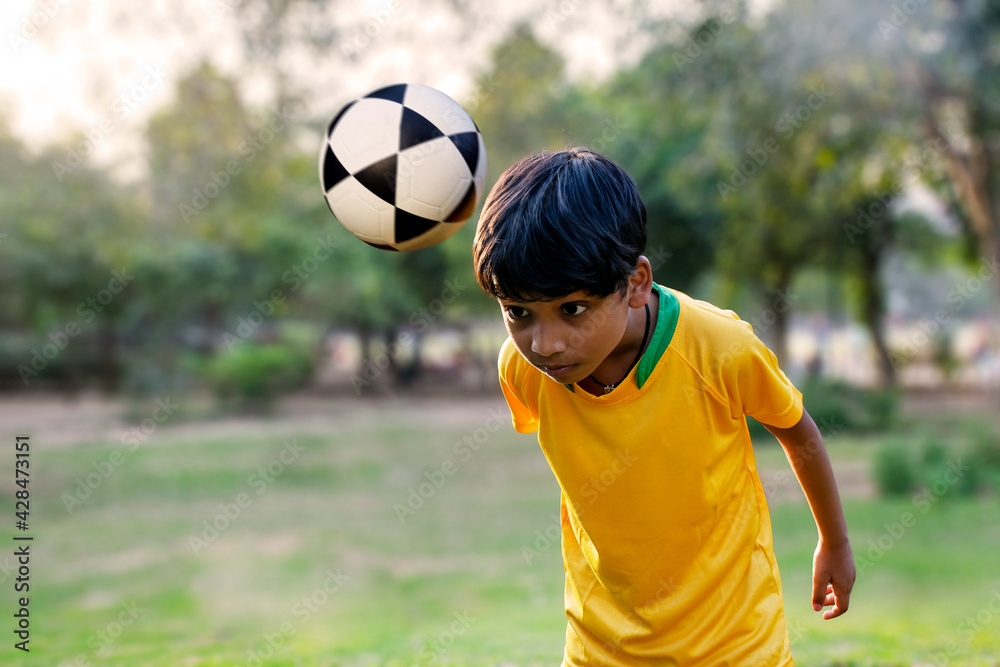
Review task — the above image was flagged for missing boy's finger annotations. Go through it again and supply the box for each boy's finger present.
[823,600,847,619]
[823,583,851,620]
[812,581,831,612]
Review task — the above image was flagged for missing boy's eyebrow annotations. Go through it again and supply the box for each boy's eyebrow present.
[499,293,596,306]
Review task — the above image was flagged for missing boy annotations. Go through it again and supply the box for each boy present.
[472,148,855,665]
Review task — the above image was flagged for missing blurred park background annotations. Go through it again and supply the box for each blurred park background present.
[1,0,999,665]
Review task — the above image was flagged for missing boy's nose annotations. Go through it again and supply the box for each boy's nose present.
[530,324,568,357]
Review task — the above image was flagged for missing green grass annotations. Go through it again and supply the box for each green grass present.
[2,398,999,666]
[774,499,1000,666]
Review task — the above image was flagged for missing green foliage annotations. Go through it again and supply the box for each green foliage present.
[916,437,978,499]
[874,426,1000,500]
[745,415,771,440]
[965,423,1000,493]
[749,377,899,444]
[201,341,314,410]
[470,23,572,178]
[0,331,107,390]
[966,422,1000,470]
[601,42,722,292]
[873,441,918,497]
[801,377,899,433]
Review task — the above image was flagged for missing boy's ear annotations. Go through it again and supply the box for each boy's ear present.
[626,256,654,308]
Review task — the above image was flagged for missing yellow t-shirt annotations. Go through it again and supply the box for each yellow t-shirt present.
[499,285,803,666]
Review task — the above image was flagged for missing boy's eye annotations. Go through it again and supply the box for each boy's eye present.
[504,305,529,320]
[562,303,588,316]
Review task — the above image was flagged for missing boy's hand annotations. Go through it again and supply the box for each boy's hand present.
[811,539,855,620]
[767,410,855,620]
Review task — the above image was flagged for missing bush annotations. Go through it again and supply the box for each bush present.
[746,378,899,444]
[916,437,980,499]
[745,416,771,440]
[873,442,917,497]
[0,331,119,391]
[966,423,1000,469]
[203,341,315,410]
[801,377,899,433]
[873,431,999,501]
[965,423,1000,494]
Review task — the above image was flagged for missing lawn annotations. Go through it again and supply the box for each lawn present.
[2,394,998,666]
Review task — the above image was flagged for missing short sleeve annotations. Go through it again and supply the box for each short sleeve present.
[498,338,539,434]
[725,321,803,429]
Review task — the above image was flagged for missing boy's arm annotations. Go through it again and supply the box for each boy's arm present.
[764,409,856,620]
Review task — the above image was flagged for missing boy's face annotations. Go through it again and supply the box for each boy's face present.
[498,289,632,385]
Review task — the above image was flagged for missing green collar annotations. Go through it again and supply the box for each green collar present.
[636,283,679,388]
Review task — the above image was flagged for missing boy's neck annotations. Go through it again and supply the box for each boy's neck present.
[580,289,659,396]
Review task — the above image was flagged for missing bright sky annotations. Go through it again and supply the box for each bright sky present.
[1,0,242,171]
[0,0,696,167]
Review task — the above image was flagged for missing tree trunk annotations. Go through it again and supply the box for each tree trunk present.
[920,68,999,268]
[926,117,998,263]
[772,298,789,373]
[919,63,1000,401]
[770,267,793,371]
[384,327,422,388]
[202,302,222,354]
[96,320,120,394]
[858,245,896,388]
[355,323,376,395]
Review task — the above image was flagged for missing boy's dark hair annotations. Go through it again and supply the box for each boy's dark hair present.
[473,147,647,302]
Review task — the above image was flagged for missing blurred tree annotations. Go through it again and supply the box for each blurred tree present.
[753,0,990,383]
[600,31,730,293]
[0,118,137,391]
[672,7,825,365]
[143,62,290,335]
[470,23,575,182]
[294,227,455,393]
[661,0,952,378]
[904,0,1000,266]
[134,60,339,394]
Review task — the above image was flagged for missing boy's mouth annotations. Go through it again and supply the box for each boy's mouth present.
[538,363,577,380]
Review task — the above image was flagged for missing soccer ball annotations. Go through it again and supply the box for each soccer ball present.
[319,83,488,251]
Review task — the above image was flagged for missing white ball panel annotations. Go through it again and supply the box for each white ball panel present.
[472,132,488,188]
[328,98,402,173]
[325,177,396,244]
[395,137,471,220]
[402,84,477,136]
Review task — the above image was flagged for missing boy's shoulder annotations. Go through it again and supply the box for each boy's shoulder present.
[499,336,538,387]
[661,287,781,383]
[498,336,519,370]
[668,287,756,345]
